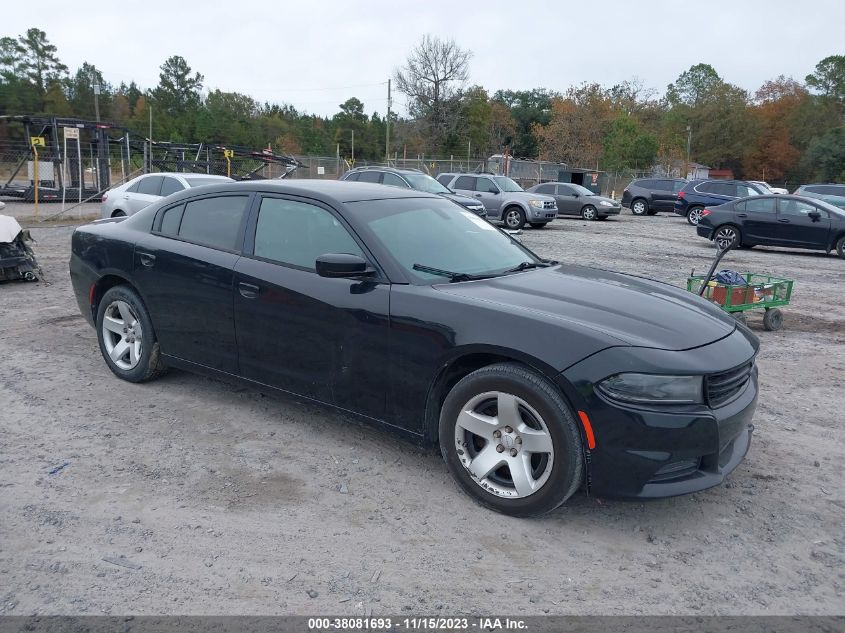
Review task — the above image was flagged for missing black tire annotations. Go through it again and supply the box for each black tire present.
[439,362,584,517]
[630,198,649,215]
[836,235,845,258]
[529,222,546,229]
[687,206,705,226]
[581,205,598,221]
[714,224,741,250]
[96,285,166,383]
[646,210,658,216]
[112,210,126,218]
[503,206,526,230]
[763,308,783,332]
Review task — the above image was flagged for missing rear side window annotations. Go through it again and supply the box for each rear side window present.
[637,179,656,189]
[358,171,381,184]
[253,197,363,270]
[344,172,360,181]
[454,176,475,190]
[656,180,674,191]
[159,204,185,235]
[160,177,184,197]
[700,181,735,196]
[178,195,249,251]
[137,176,163,196]
[737,184,761,197]
[744,198,776,213]
[535,184,555,194]
[672,180,686,193]
[382,172,410,188]
[126,180,141,193]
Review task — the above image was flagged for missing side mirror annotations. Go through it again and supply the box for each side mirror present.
[572,193,580,198]
[316,253,374,278]
[808,211,821,222]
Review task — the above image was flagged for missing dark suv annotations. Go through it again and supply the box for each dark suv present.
[340,166,486,217]
[622,178,687,216]
[675,180,768,225]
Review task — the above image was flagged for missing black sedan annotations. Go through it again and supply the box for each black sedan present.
[697,194,845,257]
[70,180,759,516]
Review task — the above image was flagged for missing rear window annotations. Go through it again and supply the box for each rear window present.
[178,195,249,251]
[806,185,845,196]
[137,176,163,196]
[184,177,228,188]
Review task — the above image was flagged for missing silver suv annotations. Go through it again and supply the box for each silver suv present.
[436,173,557,229]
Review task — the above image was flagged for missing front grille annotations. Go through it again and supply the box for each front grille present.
[706,361,753,407]
[650,458,701,482]
[543,201,556,209]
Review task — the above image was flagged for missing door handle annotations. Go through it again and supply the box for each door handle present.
[736,213,747,218]
[137,252,156,267]
[474,193,482,198]
[238,282,259,299]
[778,218,790,223]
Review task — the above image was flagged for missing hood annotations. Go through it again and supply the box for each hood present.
[585,194,620,206]
[0,215,22,243]
[442,192,483,207]
[434,265,737,351]
[508,191,556,202]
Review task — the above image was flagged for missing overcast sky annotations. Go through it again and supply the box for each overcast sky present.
[5,0,843,117]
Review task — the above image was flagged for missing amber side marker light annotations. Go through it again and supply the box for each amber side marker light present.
[577,410,596,449]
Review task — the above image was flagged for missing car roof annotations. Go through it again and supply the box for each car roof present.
[160,178,442,204]
[347,166,424,175]
[134,172,232,179]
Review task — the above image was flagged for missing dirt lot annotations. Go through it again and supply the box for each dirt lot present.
[0,202,843,616]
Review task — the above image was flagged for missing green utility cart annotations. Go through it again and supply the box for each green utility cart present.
[687,273,794,331]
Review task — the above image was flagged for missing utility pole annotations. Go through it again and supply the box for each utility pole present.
[385,78,391,164]
[351,129,355,164]
[148,105,153,173]
[685,125,692,179]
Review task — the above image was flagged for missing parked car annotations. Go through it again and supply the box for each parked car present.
[621,178,687,216]
[793,183,845,210]
[70,179,759,516]
[696,194,845,257]
[751,181,788,195]
[675,179,768,226]
[340,166,486,217]
[436,173,557,230]
[101,173,234,218]
[525,182,621,220]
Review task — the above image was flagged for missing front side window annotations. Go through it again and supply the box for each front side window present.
[382,172,410,188]
[254,198,363,270]
[475,178,498,194]
[178,195,249,251]
[348,198,540,284]
[404,173,451,194]
[779,198,823,217]
[557,184,574,195]
[357,171,381,184]
[493,176,523,192]
[137,176,163,196]
[160,177,184,197]
[454,176,476,190]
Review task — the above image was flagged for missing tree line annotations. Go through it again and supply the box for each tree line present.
[1,28,844,184]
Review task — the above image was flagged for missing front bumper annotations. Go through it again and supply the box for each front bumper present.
[558,328,759,499]
[598,206,622,216]
[673,205,686,217]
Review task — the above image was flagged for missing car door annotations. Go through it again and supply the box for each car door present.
[128,175,164,214]
[738,196,779,244]
[131,194,251,373]
[555,184,580,214]
[776,198,831,248]
[650,180,676,211]
[473,176,501,215]
[232,195,390,418]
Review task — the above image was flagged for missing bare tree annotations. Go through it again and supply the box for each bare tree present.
[395,35,472,153]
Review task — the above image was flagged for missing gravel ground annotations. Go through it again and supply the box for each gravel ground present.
[0,204,843,616]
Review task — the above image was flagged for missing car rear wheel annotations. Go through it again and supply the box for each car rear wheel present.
[631,199,648,215]
[112,210,126,218]
[687,206,704,225]
[836,235,845,258]
[439,362,584,517]
[581,205,598,221]
[503,207,526,230]
[96,285,166,383]
[714,225,741,250]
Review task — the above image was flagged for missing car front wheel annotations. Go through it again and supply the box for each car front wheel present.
[687,206,704,225]
[96,285,166,382]
[439,363,584,517]
[503,207,526,230]
[836,235,845,258]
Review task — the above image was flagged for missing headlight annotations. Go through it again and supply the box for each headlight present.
[598,373,703,404]
[468,204,484,211]
[600,200,613,207]
[528,199,546,208]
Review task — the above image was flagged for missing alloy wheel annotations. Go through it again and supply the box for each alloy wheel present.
[582,206,597,220]
[504,209,523,229]
[688,208,703,225]
[453,391,554,498]
[632,200,646,215]
[715,226,738,250]
[101,300,143,370]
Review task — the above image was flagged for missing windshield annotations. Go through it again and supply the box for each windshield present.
[493,176,523,192]
[185,177,231,187]
[569,184,596,196]
[404,173,452,194]
[347,198,541,283]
